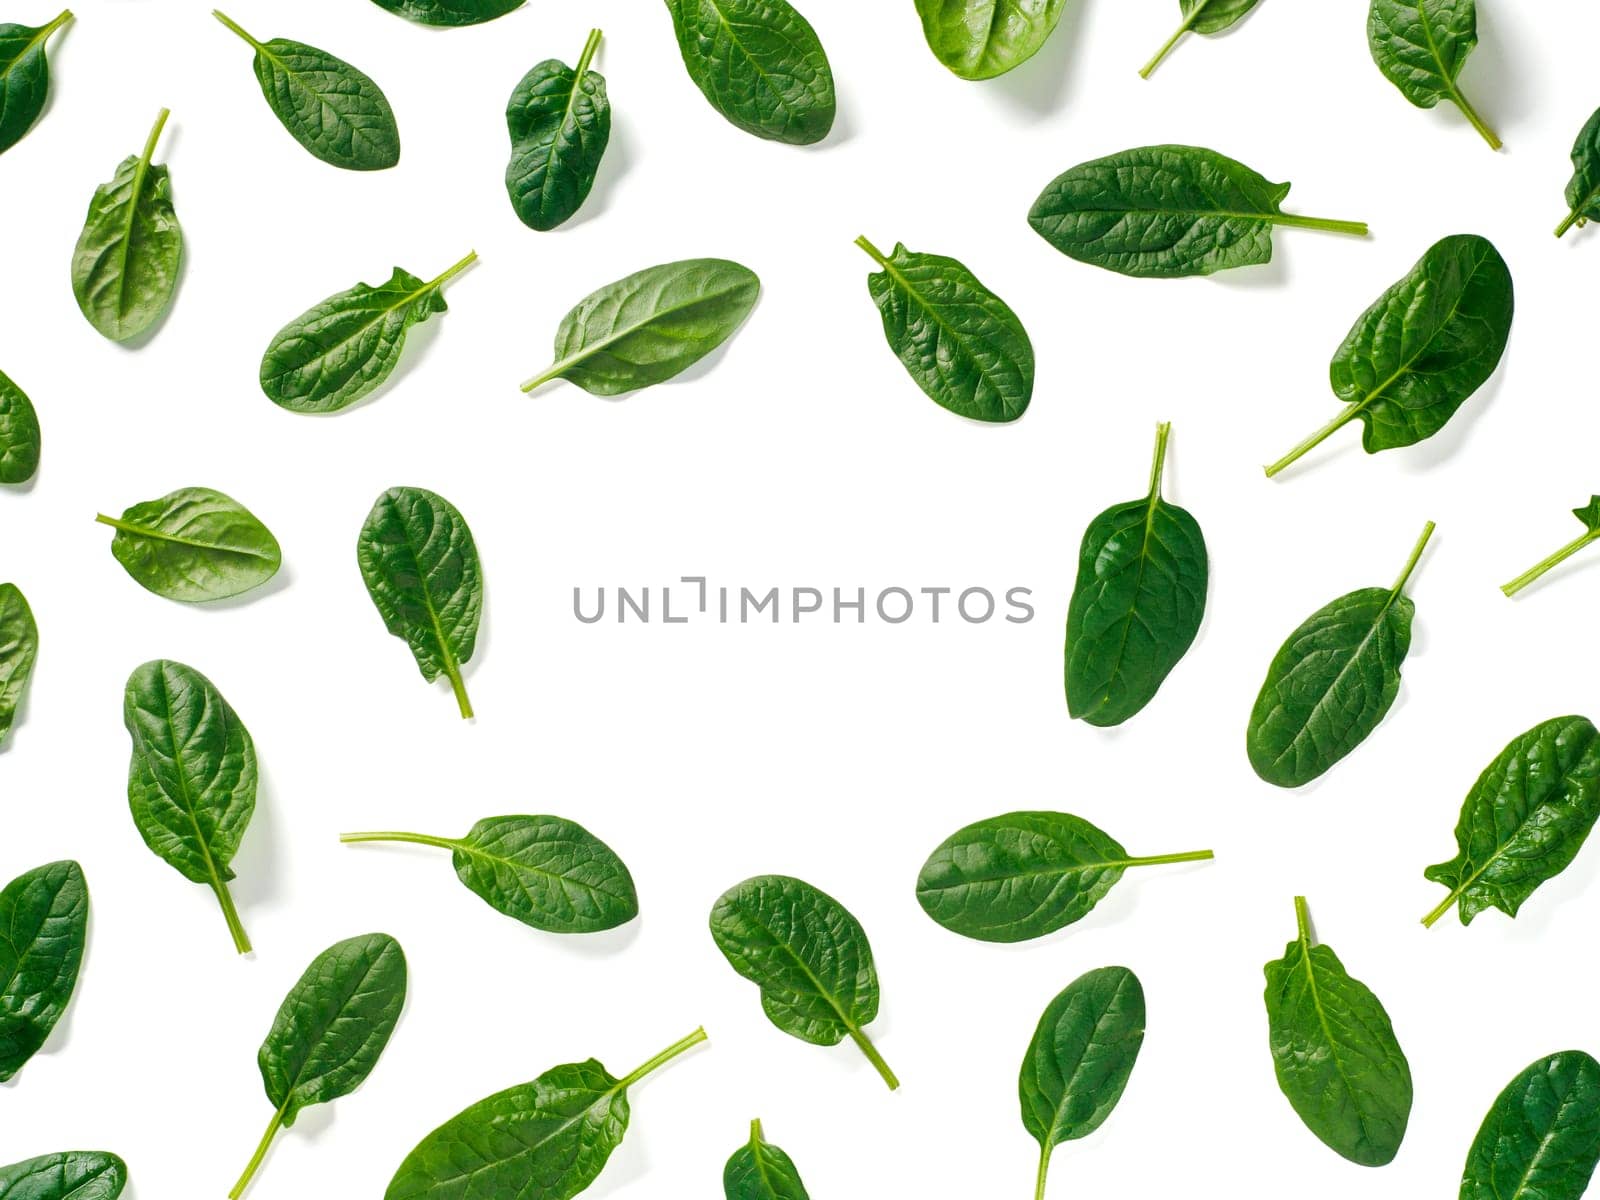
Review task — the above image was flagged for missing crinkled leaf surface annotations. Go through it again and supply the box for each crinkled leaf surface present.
[0,861,87,1082]
[1368,0,1497,145]
[0,1152,127,1199]
[451,817,637,932]
[1182,0,1261,35]
[0,368,40,484]
[100,486,281,603]
[0,583,37,747]
[0,11,71,157]
[1460,1050,1600,1200]
[913,0,1070,80]
[506,31,609,231]
[368,0,524,26]
[724,1120,809,1200]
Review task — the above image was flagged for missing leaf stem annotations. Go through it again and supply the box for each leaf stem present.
[427,250,478,292]
[1147,421,1172,499]
[1126,848,1215,868]
[749,1117,764,1146]
[1501,529,1600,597]
[211,9,263,51]
[617,1026,708,1090]
[229,1105,285,1199]
[340,830,459,851]
[1263,406,1359,478]
[1389,520,1436,598]
[1421,888,1459,929]
[1270,213,1370,237]
[848,1026,900,1091]
[1556,210,1583,239]
[212,878,252,955]
[1293,894,1312,945]
[1139,10,1198,78]
[854,233,891,269]
[574,27,603,79]
[141,107,171,166]
[1034,1144,1053,1200]
[40,9,73,39]
[1452,89,1502,151]
[445,664,473,719]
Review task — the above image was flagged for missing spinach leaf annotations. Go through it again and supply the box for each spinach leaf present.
[1369,0,1499,149]
[521,257,760,395]
[1264,897,1412,1166]
[914,0,1070,81]
[1246,521,1434,789]
[1021,966,1145,1200]
[0,583,38,748]
[232,933,406,1199]
[124,659,257,954]
[260,251,476,413]
[368,0,523,25]
[340,815,638,933]
[0,10,71,157]
[1140,0,1261,78]
[0,1152,126,1199]
[384,1027,707,1200]
[1502,497,1600,597]
[1265,234,1513,476]
[70,108,183,343]
[1065,422,1206,724]
[916,811,1212,942]
[0,368,40,484]
[1460,1051,1600,1200]
[1028,145,1368,278]
[855,235,1033,423]
[725,1119,809,1200]
[1422,716,1600,928]
[0,860,87,1082]
[710,875,897,1090]
[356,487,482,718]
[663,0,835,145]
[96,486,281,603]
[506,28,609,231]
[1558,108,1600,238]
[213,11,399,172]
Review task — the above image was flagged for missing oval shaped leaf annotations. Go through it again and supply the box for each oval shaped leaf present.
[1558,108,1600,237]
[71,108,183,343]
[521,257,760,396]
[856,236,1033,423]
[97,485,281,603]
[725,1119,809,1200]
[1368,0,1499,149]
[0,1152,127,1200]
[0,582,38,747]
[1460,1051,1600,1200]
[0,368,40,484]
[1140,0,1262,77]
[506,29,610,231]
[368,0,523,26]
[0,10,71,156]
[914,0,1069,80]
[0,861,87,1083]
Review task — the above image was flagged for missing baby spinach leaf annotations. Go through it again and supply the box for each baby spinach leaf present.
[1265,234,1513,476]
[1140,0,1261,78]
[341,815,638,933]
[384,1026,707,1200]
[357,487,482,719]
[1065,422,1206,724]
[710,874,898,1090]
[0,583,38,748]
[1264,897,1412,1166]
[0,860,87,1082]
[232,933,406,1199]
[1502,497,1600,597]
[70,107,183,343]
[368,0,523,25]
[0,1152,126,1199]
[506,28,609,231]
[260,251,476,413]
[0,368,40,484]
[1460,1050,1600,1200]
[213,11,400,172]
[0,9,72,157]
[914,0,1070,81]
[1558,108,1600,238]
[1021,966,1145,1200]
[124,659,257,955]
[725,1119,809,1200]
[521,257,760,395]
[1369,0,1499,149]
[1028,145,1368,278]
[1422,716,1600,928]
[855,235,1034,423]
[916,811,1212,942]
[1247,521,1433,789]
[96,485,281,603]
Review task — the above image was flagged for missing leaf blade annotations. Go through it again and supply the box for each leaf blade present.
[724,1120,810,1200]
[0,368,40,484]
[367,0,524,25]
[1460,1051,1600,1200]
[100,486,281,603]
[505,30,610,231]
[914,0,1071,80]
[0,11,72,156]
[0,582,38,747]
[0,1151,127,1200]
[0,861,88,1082]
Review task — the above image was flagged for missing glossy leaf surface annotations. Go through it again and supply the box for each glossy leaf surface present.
[0,1152,126,1199]
[0,10,71,157]
[98,486,281,603]
[506,29,609,231]
[725,1119,809,1200]
[0,583,38,747]
[367,0,523,25]
[1368,0,1499,148]
[0,368,40,483]
[914,0,1070,80]
[1502,498,1600,597]
[1140,0,1261,77]
[0,861,87,1082]
[1558,109,1600,237]
[1460,1051,1600,1200]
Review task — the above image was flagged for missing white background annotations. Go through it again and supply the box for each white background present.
[2,0,1597,1196]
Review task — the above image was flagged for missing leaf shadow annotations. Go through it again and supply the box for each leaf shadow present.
[230,762,285,912]
[559,120,635,232]
[541,915,642,959]
[1455,4,1530,137]
[587,1038,710,1198]
[1209,249,1290,290]
[0,880,92,1083]
[191,561,294,612]
[1398,351,1512,473]
[0,657,36,757]
[1492,834,1600,940]
[989,0,1089,117]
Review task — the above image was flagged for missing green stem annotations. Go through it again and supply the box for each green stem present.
[854,233,890,268]
[1263,406,1360,478]
[1502,530,1600,597]
[1556,210,1583,239]
[211,9,263,51]
[1126,848,1215,868]
[1139,10,1198,78]
[574,27,602,79]
[1147,421,1172,498]
[445,665,473,719]
[1270,213,1370,237]
[427,250,478,292]
[141,107,171,166]
[749,1117,764,1147]
[340,830,460,851]
[94,513,135,533]
[229,1106,285,1199]
[1034,1144,1053,1200]
[1293,894,1312,945]
[1452,89,1502,151]
[1421,888,1458,929]
[212,878,252,955]
[617,1026,709,1090]
[40,9,72,39]
[1389,520,1436,598]
[848,1026,900,1091]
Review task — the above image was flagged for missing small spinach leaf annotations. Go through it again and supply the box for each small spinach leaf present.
[0,1152,126,1199]
[356,487,482,718]
[1247,521,1433,788]
[1558,108,1600,238]
[1502,497,1600,597]
[710,874,898,1090]
[1021,966,1145,1200]
[1028,145,1367,278]
[0,860,87,1082]
[1368,0,1499,149]
[0,10,71,157]
[521,257,760,395]
[856,235,1034,422]
[1264,897,1412,1166]
[70,107,183,343]
[1460,1050,1600,1200]
[0,368,40,484]
[213,11,399,172]
[0,582,38,747]
[1140,0,1261,77]
[506,28,609,231]
[914,0,1070,81]
[1422,716,1600,928]
[341,815,638,933]
[367,0,523,25]
[260,252,475,413]
[725,1119,809,1200]
[384,1027,707,1200]
[97,486,281,603]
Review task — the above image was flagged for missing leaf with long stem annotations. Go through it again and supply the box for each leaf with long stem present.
[1502,497,1600,597]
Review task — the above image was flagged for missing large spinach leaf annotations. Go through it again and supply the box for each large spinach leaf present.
[0,860,87,1082]
[368,0,523,25]
[856,235,1033,422]
[1028,145,1367,278]
[0,1152,126,1199]
[1265,897,1412,1166]
[214,11,399,172]
[261,252,476,413]
[710,874,897,1089]
[506,28,609,231]
[916,811,1212,942]
[384,1027,707,1200]
[1065,422,1206,724]
[0,368,40,483]
[1422,716,1600,928]
[97,486,281,603]
[725,1119,809,1200]
[1460,1051,1600,1200]
[1247,521,1433,788]
[1140,0,1261,78]
[124,659,257,954]
[914,0,1070,80]
[357,487,482,718]
[1558,108,1600,238]
[1021,966,1145,1200]
[1266,235,1513,476]
[0,583,37,747]
[1502,497,1600,598]
[0,10,71,157]
[70,108,183,343]
[521,258,759,395]
[1369,0,1499,149]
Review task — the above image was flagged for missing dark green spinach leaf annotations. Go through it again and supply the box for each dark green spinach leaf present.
[1460,1050,1600,1200]
[97,486,281,603]
[368,0,523,25]
[1369,0,1499,149]
[0,583,37,747]
[0,10,71,157]
[725,1119,809,1200]
[0,860,87,1082]
[914,0,1070,80]
[1502,497,1600,597]
[0,1152,126,1199]
[506,28,609,231]
[1558,108,1600,238]
[1140,0,1261,77]
[0,368,40,484]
